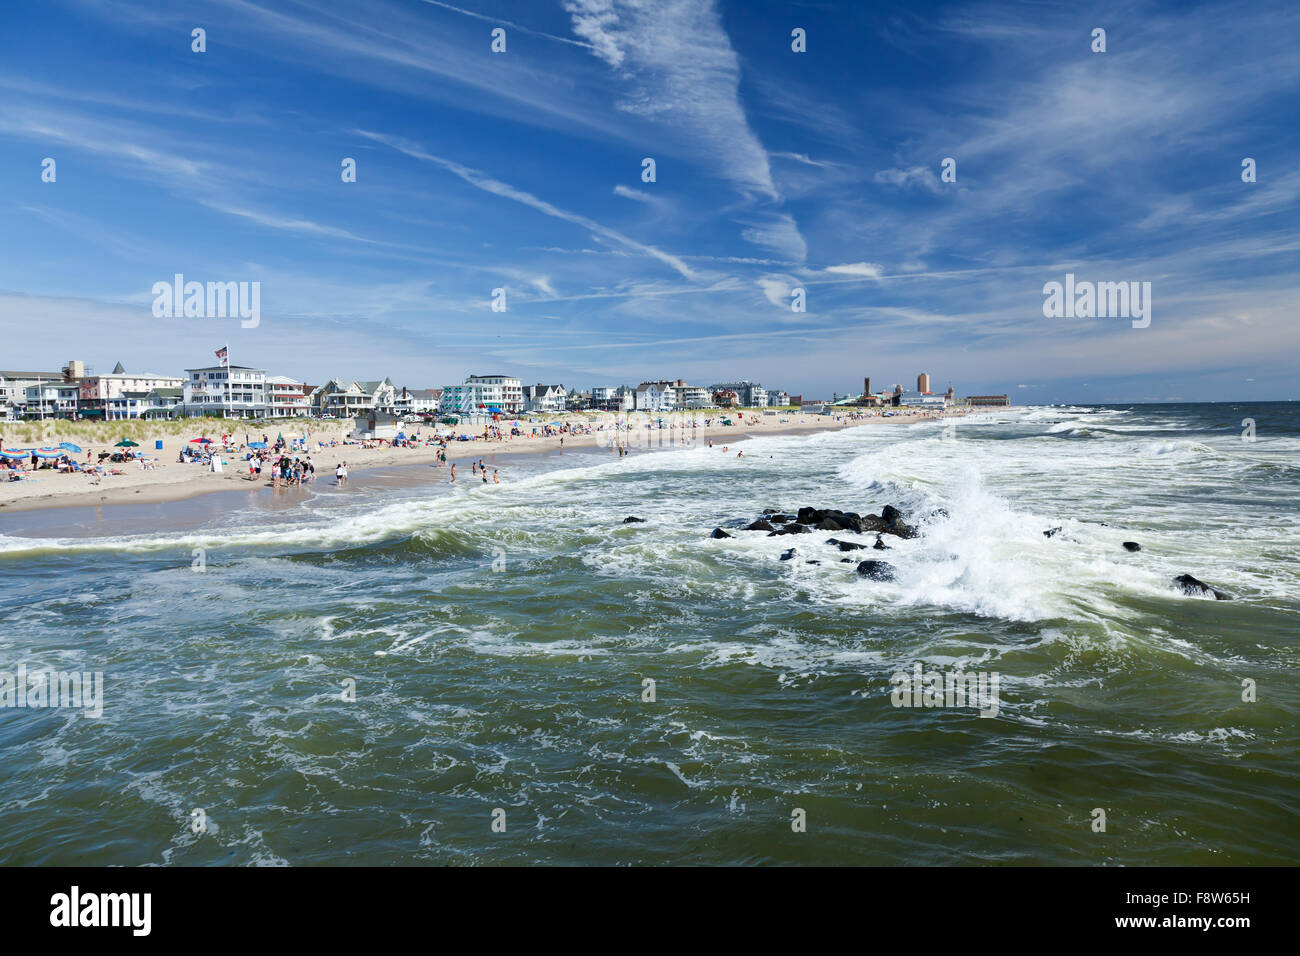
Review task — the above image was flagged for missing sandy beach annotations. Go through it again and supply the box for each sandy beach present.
[0,408,986,515]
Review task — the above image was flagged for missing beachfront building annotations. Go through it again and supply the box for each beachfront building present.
[713,381,768,407]
[522,384,567,413]
[77,362,185,418]
[591,386,633,412]
[918,372,931,394]
[0,369,66,419]
[967,394,1010,407]
[180,365,268,418]
[896,390,949,410]
[394,388,443,416]
[461,374,524,415]
[633,382,667,412]
[265,375,311,418]
[566,390,592,411]
[767,391,790,407]
[674,384,713,408]
[311,378,398,418]
[22,381,81,419]
[105,388,178,420]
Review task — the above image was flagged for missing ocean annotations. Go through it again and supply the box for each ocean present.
[1,402,1296,865]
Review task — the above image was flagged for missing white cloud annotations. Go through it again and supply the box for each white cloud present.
[825,262,883,280]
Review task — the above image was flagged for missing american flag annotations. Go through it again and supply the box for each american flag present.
[214,346,228,361]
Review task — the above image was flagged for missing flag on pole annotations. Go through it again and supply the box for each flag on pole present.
[215,345,229,361]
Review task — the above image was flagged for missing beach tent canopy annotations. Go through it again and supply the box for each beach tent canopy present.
[248,441,267,449]
[58,442,82,452]
[114,439,139,447]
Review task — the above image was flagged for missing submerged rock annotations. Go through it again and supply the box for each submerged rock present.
[1122,541,1142,552]
[710,528,732,539]
[768,523,810,536]
[856,560,897,581]
[623,516,646,524]
[1043,527,1062,538]
[746,519,776,532]
[873,536,888,550]
[779,548,798,561]
[1174,574,1233,600]
[881,504,904,524]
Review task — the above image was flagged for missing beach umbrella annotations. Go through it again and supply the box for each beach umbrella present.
[33,448,64,458]
[248,441,267,449]
[0,449,31,459]
[188,437,212,444]
[59,442,82,453]
[114,439,140,447]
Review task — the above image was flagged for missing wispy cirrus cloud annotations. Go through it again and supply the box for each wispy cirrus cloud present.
[355,129,698,279]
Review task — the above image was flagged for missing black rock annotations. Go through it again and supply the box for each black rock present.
[816,517,849,531]
[805,560,821,565]
[881,505,904,524]
[1122,541,1141,552]
[1173,574,1232,600]
[710,528,732,539]
[1043,527,1062,538]
[827,538,868,552]
[839,558,855,563]
[856,560,897,581]
[929,508,950,520]
[768,523,810,536]
[769,514,792,523]
[746,519,776,532]
[873,536,888,550]
[779,548,797,561]
[623,516,646,523]
[881,522,919,540]
[795,507,821,524]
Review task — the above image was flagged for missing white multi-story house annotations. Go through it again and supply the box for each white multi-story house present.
[78,362,184,417]
[395,388,443,415]
[523,384,567,413]
[264,375,311,417]
[465,374,523,414]
[767,391,789,407]
[182,365,268,417]
[633,382,664,412]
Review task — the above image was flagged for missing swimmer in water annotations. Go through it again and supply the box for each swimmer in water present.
[493,469,500,484]
[449,463,456,483]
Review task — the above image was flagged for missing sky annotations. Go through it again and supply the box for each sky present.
[0,0,1297,403]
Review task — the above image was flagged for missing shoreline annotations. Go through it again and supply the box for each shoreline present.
[0,409,995,518]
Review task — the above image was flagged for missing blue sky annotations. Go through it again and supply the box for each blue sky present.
[1,0,1297,402]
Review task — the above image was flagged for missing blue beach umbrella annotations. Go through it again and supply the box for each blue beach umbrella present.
[59,442,82,453]
[248,441,267,449]
[395,432,407,441]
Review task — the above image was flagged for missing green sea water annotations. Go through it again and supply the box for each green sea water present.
[0,403,1296,865]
